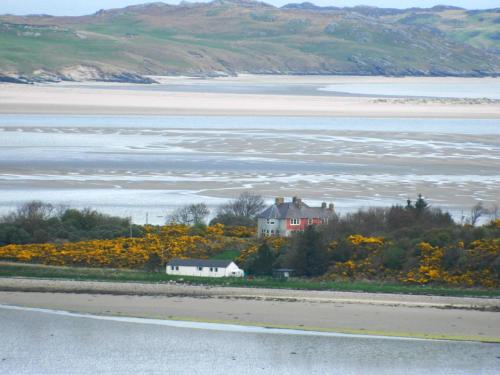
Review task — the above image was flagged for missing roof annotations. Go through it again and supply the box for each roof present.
[257,202,334,220]
[167,258,234,268]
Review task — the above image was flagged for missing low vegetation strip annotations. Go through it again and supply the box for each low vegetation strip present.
[1,263,499,299]
[1,197,499,290]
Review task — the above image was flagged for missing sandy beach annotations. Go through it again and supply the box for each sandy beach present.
[1,76,499,118]
[1,278,499,342]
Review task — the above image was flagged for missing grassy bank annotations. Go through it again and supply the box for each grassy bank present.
[1,262,499,298]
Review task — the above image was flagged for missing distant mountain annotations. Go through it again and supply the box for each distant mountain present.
[1,0,499,83]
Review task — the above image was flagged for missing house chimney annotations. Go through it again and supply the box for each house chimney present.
[321,202,327,209]
[275,197,284,205]
[293,196,302,208]
[328,203,334,211]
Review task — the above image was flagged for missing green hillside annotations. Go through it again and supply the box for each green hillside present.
[0,1,498,82]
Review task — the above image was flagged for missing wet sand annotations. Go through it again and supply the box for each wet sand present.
[1,116,498,223]
[1,278,499,341]
[1,79,499,118]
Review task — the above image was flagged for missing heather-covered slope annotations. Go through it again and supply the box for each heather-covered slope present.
[1,1,499,82]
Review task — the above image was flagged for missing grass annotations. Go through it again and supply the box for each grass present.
[1,6,498,76]
[0,262,499,298]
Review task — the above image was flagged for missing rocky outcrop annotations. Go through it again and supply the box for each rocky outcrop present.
[0,66,157,84]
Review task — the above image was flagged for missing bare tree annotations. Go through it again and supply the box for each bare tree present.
[469,202,487,226]
[489,203,499,221]
[1,201,56,235]
[168,203,210,225]
[216,192,265,218]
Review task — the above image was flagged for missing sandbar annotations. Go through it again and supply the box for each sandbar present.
[1,76,499,118]
[1,278,499,342]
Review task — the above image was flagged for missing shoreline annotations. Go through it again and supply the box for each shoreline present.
[1,278,499,342]
[0,303,495,343]
[1,277,499,308]
[1,78,499,118]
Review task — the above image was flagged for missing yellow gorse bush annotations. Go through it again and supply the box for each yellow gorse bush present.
[236,236,288,264]
[0,224,255,269]
[328,235,386,279]
[324,236,500,288]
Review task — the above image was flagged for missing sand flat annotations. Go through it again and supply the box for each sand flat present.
[0,278,499,340]
[1,79,499,118]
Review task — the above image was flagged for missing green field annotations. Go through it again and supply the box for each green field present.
[1,262,499,298]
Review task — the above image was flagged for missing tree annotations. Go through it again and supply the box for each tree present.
[8,201,55,235]
[382,245,405,270]
[168,203,210,225]
[287,226,328,277]
[414,194,428,217]
[209,213,256,227]
[469,202,486,226]
[216,192,265,218]
[489,203,499,221]
[245,242,275,276]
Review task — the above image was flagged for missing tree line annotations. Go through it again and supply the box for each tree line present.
[0,201,143,246]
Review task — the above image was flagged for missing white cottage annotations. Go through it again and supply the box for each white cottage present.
[166,258,244,278]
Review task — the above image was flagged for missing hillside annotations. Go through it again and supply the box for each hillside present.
[0,1,499,82]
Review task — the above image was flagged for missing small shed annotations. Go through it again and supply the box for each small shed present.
[273,268,294,279]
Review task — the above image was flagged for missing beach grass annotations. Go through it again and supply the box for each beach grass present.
[0,262,499,298]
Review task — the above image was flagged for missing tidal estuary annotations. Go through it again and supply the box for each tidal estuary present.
[0,115,498,223]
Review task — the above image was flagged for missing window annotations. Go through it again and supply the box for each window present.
[210,267,213,272]
[266,219,275,225]
[271,230,274,234]
[176,266,179,270]
[214,267,218,272]
[290,218,300,225]
[171,266,175,270]
[198,266,203,271]
[322,218,329,224]
[307,218,313,225]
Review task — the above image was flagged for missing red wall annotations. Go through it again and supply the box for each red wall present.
[285,217,322,231]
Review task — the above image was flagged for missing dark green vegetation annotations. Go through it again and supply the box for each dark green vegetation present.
[0,201,143,245]
[1,1,499,81]
[1,262,499,298]
[243,196,500,288]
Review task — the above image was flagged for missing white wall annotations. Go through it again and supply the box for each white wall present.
[166,262,244,277]
[258,218,287,238]
[258,218,290,237]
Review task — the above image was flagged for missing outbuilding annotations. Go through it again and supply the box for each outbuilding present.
[166,258,244,278]
[273,268,294,279]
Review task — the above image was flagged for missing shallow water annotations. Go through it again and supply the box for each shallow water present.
[319,81,500,99]
[65,78,500,99]
[0,116,498,224]
[0,305,499,375]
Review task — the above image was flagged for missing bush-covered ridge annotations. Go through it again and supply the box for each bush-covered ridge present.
[0,220,499,288]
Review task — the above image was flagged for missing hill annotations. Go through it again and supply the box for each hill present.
[0,1,499,82]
